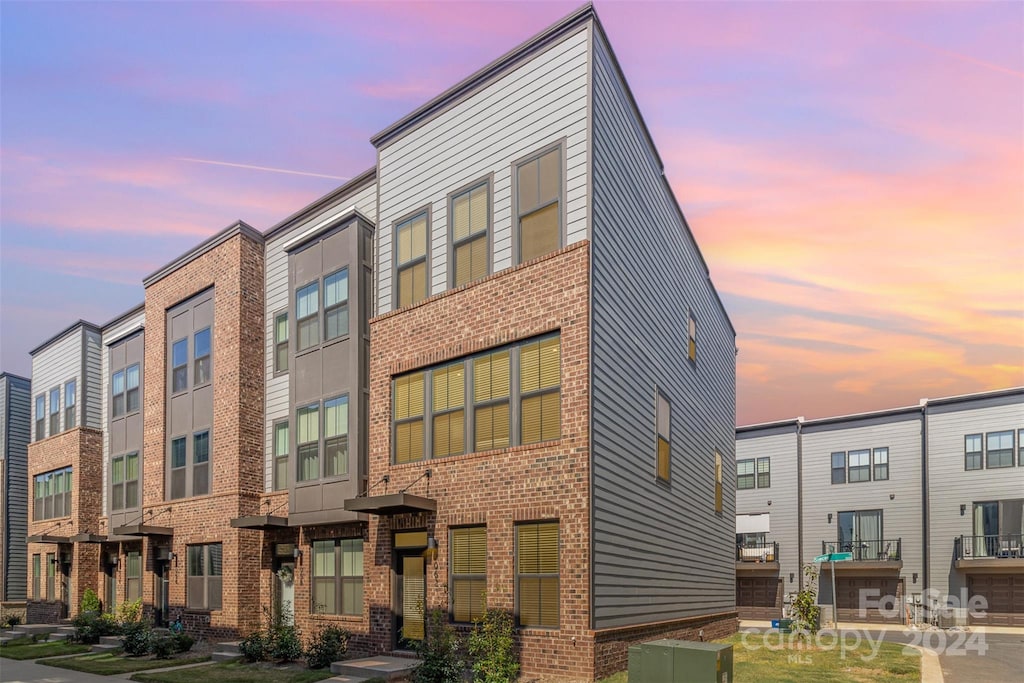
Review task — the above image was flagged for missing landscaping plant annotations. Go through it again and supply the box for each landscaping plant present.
[304,625,350,670]
[116,598,143,625]
[466,607,518,683]
[791,564,821,638]
[81,588,102,614]
[120,620,154,656]
[71,610,120,644]
[412,608,463,683]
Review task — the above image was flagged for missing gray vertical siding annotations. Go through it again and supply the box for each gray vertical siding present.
[1,374,31,600]
[264,181,376,491]
[590,32,737,629]
[375,26,589,314]
[101,310,146,516]
[925,392,1024,602]
[83,328,102,429]
[30,325,90,440]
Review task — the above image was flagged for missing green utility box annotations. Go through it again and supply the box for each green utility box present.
[627,639,733,683]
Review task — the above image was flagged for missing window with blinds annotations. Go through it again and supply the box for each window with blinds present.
[297,403,320,481]
[186,543,222,610]
[656,391,671,482]
[520,338,560,445]
[474,350,511,452]
[516,521,559,628]
[396,212,428,308]
[715,451,723,514]
[394,372,426,463]
[451,527,486,623]
[324,396,349,477]
[296,281,320,351]
[451,182,489,287]
[274,421,289,491]
[111,452,139,510]
[312,538,363,616]
[433,363,465,458]
[126,550,142,601]
[516,146,561,264]
[274,312,289,373]
[687,311,697,362]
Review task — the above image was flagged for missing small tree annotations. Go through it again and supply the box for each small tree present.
[791,564,821,639]
[81,588,101,614]
[412,608,463,683]
[467,607,518,683]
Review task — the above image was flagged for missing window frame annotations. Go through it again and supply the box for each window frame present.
[34,466,72,521]
[169,436,187,500]
[273,420,289,491]
[687,310,697,364]
[448,177,492,289]
[64,380,76,430]
[35,394,45,440]
[273,311,289,375]
[48,386,60,435]
[193,327,212,387]
[311,538,363,616]
[520,337,561,447]
[736,459,755,490]
[831,452,847,485]
[986,430,1014,469]
[125,363,140,414]
[112,369,126,418]
[848,449,871,483]
[513,142,564,265]
[126,550,142,602]
[323,267,350,343]
[964,434,983,471]
[171,338,188,394]
[323,394,350,478]
[110,451,140,511]
[872,447,889,481]
[756,457,771,489]
[32,554,41,599]
[655,390,671,483]
[514,521,559,629]
[296,280,320,353]
[193,429,211,496]
[431,362,466,459]
[46,552,55,600]
[393,207,431,309]
[296,402,320,482]
[450,526,487,624]
[186,543,222,611]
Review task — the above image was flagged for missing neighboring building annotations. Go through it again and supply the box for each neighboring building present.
[1,372,31,602]
[735,387,1023,626]
[20,5,737,679]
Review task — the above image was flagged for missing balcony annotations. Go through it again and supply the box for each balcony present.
[820,539,902,571]
[736,541,779,572]
[955,534,1024,572]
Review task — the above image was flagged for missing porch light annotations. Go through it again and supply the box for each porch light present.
[425,535,438,562]
[960,504,966,516]
[827,513,833,524]
[293,547,303,560]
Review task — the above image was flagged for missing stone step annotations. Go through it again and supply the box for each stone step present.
[14,624,59,635]
[99,635,123,646]
[46,632,70,641]
[325,676,374,683]
[214,640,241,654]
[91,643,120,653]
[211,651,243,662]
[330,655,421,681]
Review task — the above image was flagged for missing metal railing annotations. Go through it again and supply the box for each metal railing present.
[821,538,901,561]
[956,534,1023,560]
[736,540,779,562]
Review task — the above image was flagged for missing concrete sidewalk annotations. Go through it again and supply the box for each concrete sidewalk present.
[740,619,1024,635]
[0,656,120,682]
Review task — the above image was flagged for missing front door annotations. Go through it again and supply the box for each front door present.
[59,558,71,619]
[105,565,117,614]
[154,561,170,626]
[274,561,295,625]
[395,552,425,650]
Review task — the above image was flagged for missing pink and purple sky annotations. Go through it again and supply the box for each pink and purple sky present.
[1,1,1021,425]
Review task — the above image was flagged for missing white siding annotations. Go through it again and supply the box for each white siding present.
[30,328,84,441]
[375,26,589,314]
[100,310,145,515]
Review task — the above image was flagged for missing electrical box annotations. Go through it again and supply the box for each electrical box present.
[627,639,733,683]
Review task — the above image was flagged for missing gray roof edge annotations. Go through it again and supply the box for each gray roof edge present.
[283,207,376,254]
[924,386,1024,408]
[29,319,101,357]
[0,371,31,385]
[370,2,595,148]
[100,302,146,333]
[736,418,802,434]
[142,220,264,288]
[263,166,378,241]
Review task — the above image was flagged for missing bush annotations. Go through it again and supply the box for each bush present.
[150,635,176,659]
[2,614,22,629]
[270,624,304,662]
[81,588,102,614]
[116,598,143,625]
[467,608,518,683]
[413,608,464,683]
[239,630,271,662]
[71,610,120,644]
[172,632,195,654]
[305,625,349,670]
[792,564,822,638]
[120,620,153,656]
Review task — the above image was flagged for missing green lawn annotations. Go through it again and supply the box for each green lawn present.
[130,661,351,683]
[0,637,92,660]
[41,651,210,675]
[599,633,920,683]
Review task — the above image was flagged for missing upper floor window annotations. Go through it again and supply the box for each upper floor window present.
[831,452,846,484]
[64,381,76,429]
[656,391,671,483]
[736,460,755,490]
[296,282,320,351]
[964,434,983,470]
[451,182,489,287]
[312,538,363,616]
[297,403,320,481]
[324,395,349,477]
[757,457,771,488]
[111,452,139,511]
[516,146,561,263]
[194,328,212,386]
[848,449,870,482]
[515,521,559,628]
[48,387,60,435]
[273,421,289,491]
[186,543,222,611]
[168,431,209,499]
[35,394,45,440]
[687,311,697,363]
[396,212,428,308]
[324,268,349,341]
[294,395,350,483]
[392,335,561,464]
[872,448,889,481]
[274,312,289,373]
[170,436,186,499]
[715,451,723,513]
[171,338,188,393]
[450,526,486,623]
[987,431,1014,468]
[193,430,210,496]
[112,363,140,418]
[34,466,72,521]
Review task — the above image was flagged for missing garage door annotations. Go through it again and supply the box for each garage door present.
[967,575,1024,626]
[737,577,782,621]
[835,576,903,623]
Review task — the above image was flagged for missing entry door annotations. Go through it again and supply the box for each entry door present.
[154,562,170,626]
[105,567,117,613]
[395,553,425,650]
[274,561,295,625]
[59,561,71,619]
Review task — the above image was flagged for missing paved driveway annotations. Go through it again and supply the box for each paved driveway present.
[859,630,1023,683]
[0,657,123,683]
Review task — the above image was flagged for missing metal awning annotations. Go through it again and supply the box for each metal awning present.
[112,524,174,537]
[70,533,107,544]
[27,534,71,544]
[344,492,436,516]
[736,513,770,534]
[230,515,290,530]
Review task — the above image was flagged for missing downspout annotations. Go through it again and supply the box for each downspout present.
[796,417,804,591]
[920,400,929,600]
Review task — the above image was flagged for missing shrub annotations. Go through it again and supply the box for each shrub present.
[2,614,22,629]
[71,611,120,644]
[172,632,195,654]
[239,630,271,662]
[116,598,143,625]
[305,625,350,670]
[150,634,176,659]
[120,620,153,656]
[467,608,518,683]
[792,564,822,639]
[80,588,102,614]
[413,608,464,683]
[270,624,304,662]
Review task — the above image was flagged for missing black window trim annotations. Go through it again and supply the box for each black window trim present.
[872,447,889,481]
[513,519,560,630]
[272,418,289,491]
[985,430,1015,469]
[964,433,983,471]
[756,456,771,489]
[831,451,847,485]
[63,379,77,430]
[449,524,487,624]
[323,267,351,345]
[310,537,363,616]
[847,449,871,483]
[295,279,320,354]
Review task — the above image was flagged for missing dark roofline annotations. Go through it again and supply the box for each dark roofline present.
[29,320,100,357]
[370,3,595,148]
[100,302,146,333]
[736,418,802,435]
[0,371,31,384]
[264,166,378,240]
[802,404,922,429]
[143,220,264,288]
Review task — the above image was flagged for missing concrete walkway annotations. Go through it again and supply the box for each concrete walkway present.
[0,656,121,683]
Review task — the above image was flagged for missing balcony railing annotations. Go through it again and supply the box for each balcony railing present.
[736,540,779,563]
[821,539,901,562]
[956,534,1023,560]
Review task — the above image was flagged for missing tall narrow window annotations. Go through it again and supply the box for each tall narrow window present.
[49,387,60,435]
[987,431,1014,468]
[757,457,771,488]
[736,460,755,490]
[340,538,363,616]
[297,403,320,481]
[186,544,222,610]
[451,527,486,623]
[193,430,210,496]
[273,421,289,491]
[687,311,697,362]
[312,539,363,616]
[324,395,349,477]
[396,212,428,308]
[452,183,489,287]
[516,147,561,263]
[32,554,40,599]
[64,381,76,429]
[324,268,349,341]
[35,394,45,440]
[872,448,889,481]
[124,452,139,508]
[432,363,465,458]
[521,337,561,445]
[46,553,56,600]
[112,456,125,511]
[394,372,426,463]
[170,436,186,499]
[172,338,188,392]
[848,449,871,482]
[474,350,510,452]
[296,282,320,351]
[193,328,211,385]
[312,540,335,614]
[831,452,847,484]
[964,434,983,470]
[655,391,671,482]
[125,364,140,412]
[274,312,289,373]
[516,522,559,628]
[126,551,142,601]
[112,370,126,417]
[715,451,723,513]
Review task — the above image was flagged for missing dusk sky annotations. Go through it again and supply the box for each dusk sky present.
[1,1,1021,425]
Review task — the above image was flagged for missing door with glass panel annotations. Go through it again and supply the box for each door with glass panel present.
[393,531,427,650]
[837,510,882,561]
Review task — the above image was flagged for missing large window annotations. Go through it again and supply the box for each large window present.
[171,338,188,393]
[126,551,142,601]
[35,394,45,440]
[451,527,486,623]
[111,452,139,511]
[987,431,1014,469]
[964,434,983,470]
[848,449,870,482]
[324,268,349,341]
[297,403,320,482]
[736,460,755,490]
[312,538,363,616]
[64,380,76,429]
[516,147,561,264]
[656,391,671,482]
[186,543,222,610]
[295,395,348,482]
[837,509,883,560]
[34,467,72,521]
[193,328,212,386]
[451,182,489,287]
[274,312,289,373]
[516,522,558,628]
[296,281,320,351]
[392,335,561,464]
[168,431,209,500]
[273,421,289,491]
[48,387,60,435]
[872,448,889,481]
[112,364,140,418]
[396,212,428,308]
[324,396,349,477]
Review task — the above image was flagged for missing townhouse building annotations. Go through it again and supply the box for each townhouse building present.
[734,387,1023,627]
[1,372,31,603]
[20,5,738,679]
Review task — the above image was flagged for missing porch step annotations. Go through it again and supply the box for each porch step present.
[211,640,243,662]
[325,676,375,683]
[46,632,70,641]
[91,643,120,653]
[9,624,58,637]
[330,655,421,681]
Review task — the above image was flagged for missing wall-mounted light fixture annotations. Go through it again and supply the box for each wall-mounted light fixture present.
[425,535,438,562]
[293,547,303,560]
[889,493,895,500]
[912,573,918,584]
[827,513,833,524]
[789,573,795,583]
[767,500,772,506]
[960,504,966,516]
